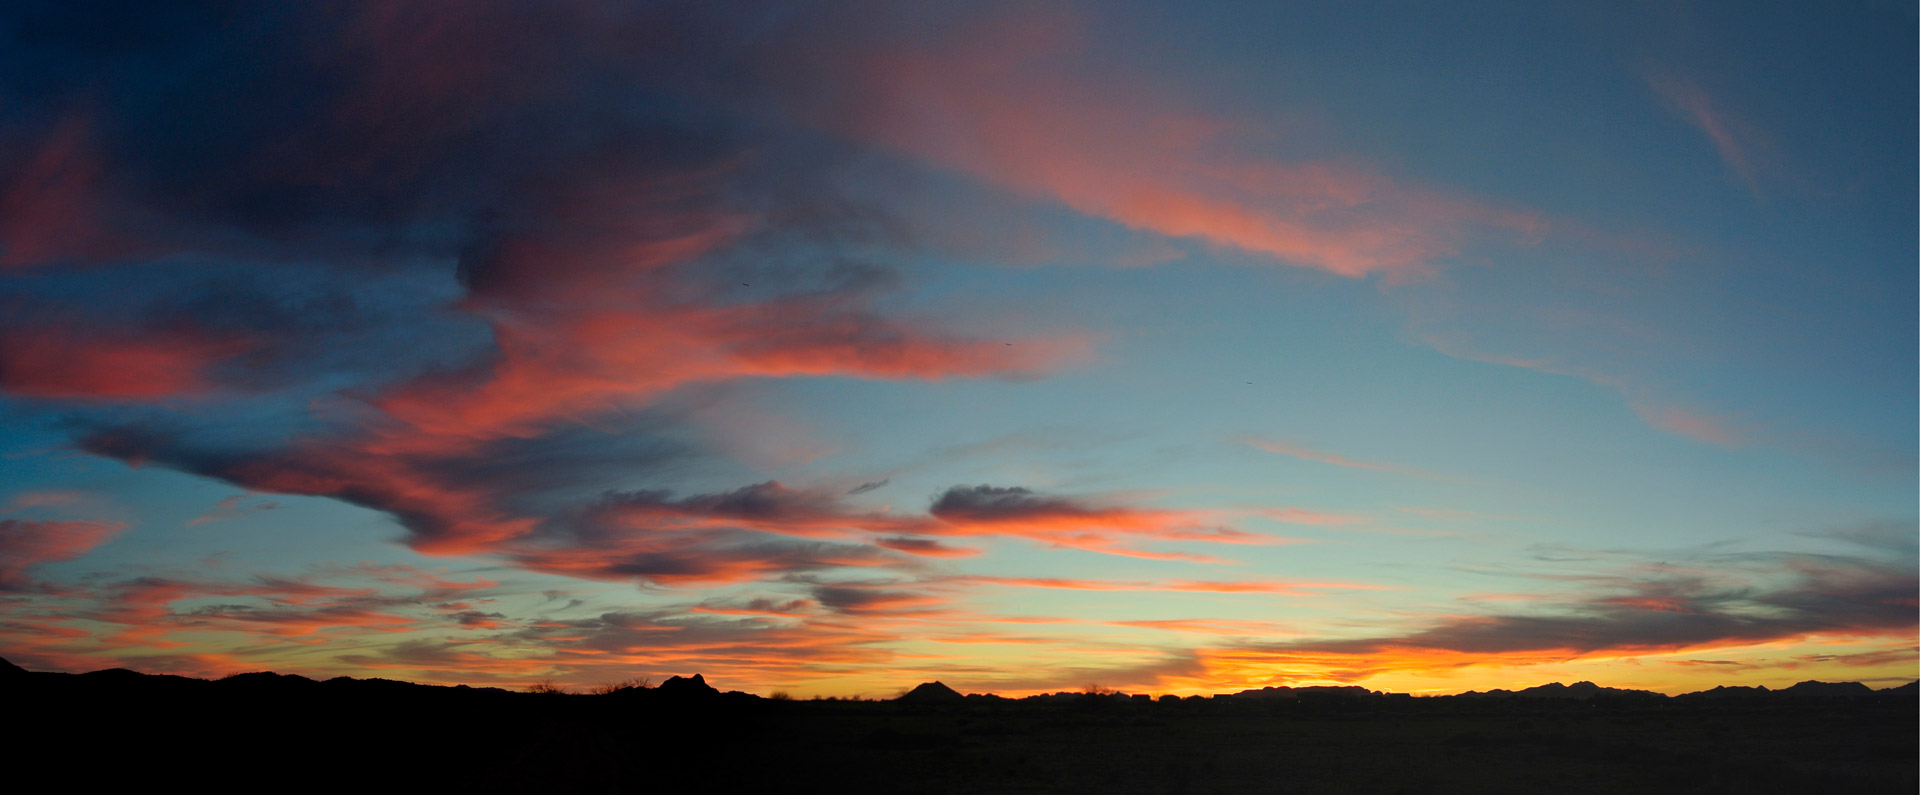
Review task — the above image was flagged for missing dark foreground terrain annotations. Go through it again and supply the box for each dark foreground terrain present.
[5,658,1913,794]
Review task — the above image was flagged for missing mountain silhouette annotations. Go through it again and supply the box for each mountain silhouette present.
[3,657,1914,704]
[1680,685,1772,699]
[1456,681,1665,700]
[656,673,721,699]
[1232,685,1377,699]
[2,655,1913,793]
[1517,681,1661,699]
[898,681,966,703]
[1778,680,1876,698]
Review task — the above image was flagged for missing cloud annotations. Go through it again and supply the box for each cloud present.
[0,324,250,400]
[70,412,1272,583]
[768,6,1544,278]
[925,484,1267,560]
[320,606,908,688]
[1233,436,1450,480]
[0,2,1474,612]
[689,597,816,617]
[1225,547,1918,681]
[954,575,1382,596]
[506,481,1268,585]
[1417,330,1752,448]
[0,518,126,589]
[872,536,980,558]
[1629,403,1741,447]
[512,531,910,587]
[583,482,928,538]
[0,561,515,671]
[6,3,1100,592]
[1644,68,1772,197]
[1,490,85,510]
[810,585,946,615]
[1,1,1900,696]
[0,116,151,268]
[1798,520,1920,556]
[187,494,283,526]
[945,651,1207,696]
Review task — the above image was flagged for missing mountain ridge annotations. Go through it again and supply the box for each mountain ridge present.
[3,656,1912,701]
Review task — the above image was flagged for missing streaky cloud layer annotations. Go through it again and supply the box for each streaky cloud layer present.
[0,0,1910,697]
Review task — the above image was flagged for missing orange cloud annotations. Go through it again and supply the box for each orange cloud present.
[924,484,1269,560]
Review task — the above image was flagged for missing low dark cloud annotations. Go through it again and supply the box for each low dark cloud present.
[1252,548,1918,663]
[930,484,1080,522]
[873,536,979,557]
[810,585,942,615]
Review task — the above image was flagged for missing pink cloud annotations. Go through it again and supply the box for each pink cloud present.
[1645,69,1771,197]
[0,519,127,588]
[3,490,86,510]
[1631,403,1742,447]
[797,10,1542,278]
[1419,332,1746,448]
[1234,436,1454,481]
[0,325,249,400]
[370,299,1092,449]
[0,117,143,268]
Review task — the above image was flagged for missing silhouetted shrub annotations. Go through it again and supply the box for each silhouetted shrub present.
[526,678,569,695]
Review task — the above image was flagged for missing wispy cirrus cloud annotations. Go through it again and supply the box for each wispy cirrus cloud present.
[779,6,1545,279]
[187,494,284,527]
[1644,67,1773,198]
[1416,329,1753,448]
[1232,435,1450,480]
[1630,403,1742,447]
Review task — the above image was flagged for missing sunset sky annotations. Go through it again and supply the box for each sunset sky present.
[0,0,1913,697]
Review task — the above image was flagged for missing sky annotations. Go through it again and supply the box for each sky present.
[0,0,1913,697]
